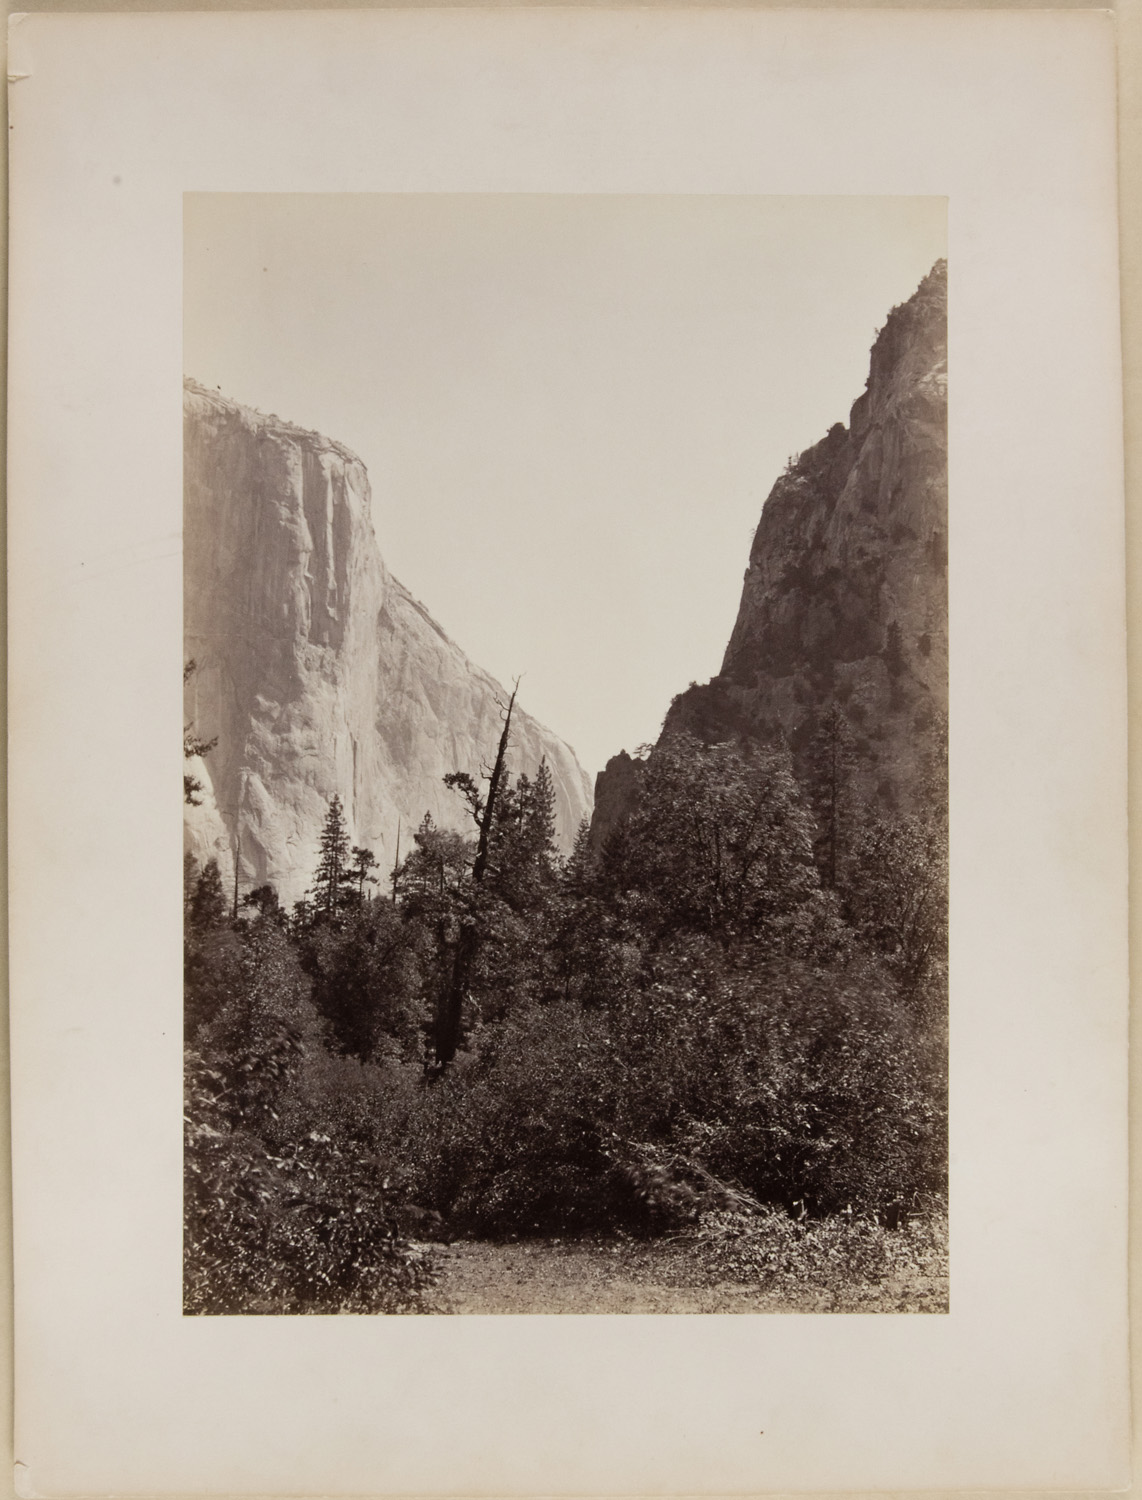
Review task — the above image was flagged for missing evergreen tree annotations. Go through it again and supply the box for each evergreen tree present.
[184,857,243,1043]
[484,759,560,912]
[433,685,517,1066]
[310,795,351,921]
[804,703,857,889]
[240,883,286,926]
[183,660,217,807]
[397,813,472,913]
[302,898,425,1060]
[349,846,380,907]
[188,858,227,934]
[523,759,559,874]
[562,818,596,897]
[548,817,619,1007]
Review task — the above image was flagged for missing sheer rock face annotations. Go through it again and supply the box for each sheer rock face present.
[595,260,948,831]
[184,382,593,906]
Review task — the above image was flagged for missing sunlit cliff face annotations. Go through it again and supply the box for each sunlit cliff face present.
[183,382,593,907]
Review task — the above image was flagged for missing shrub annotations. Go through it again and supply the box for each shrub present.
[184,909,436,1314]
[688,1205,948,1311]
[373,1001,623,1234]
[359,939,945,1238]
[184,1072,436,1314]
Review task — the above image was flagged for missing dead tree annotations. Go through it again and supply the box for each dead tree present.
[432,684,517,1068]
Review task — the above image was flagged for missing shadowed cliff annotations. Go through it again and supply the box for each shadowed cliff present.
[594,260,947,839]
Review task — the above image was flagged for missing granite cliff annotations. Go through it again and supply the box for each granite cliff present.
[184,382,593,907]
[594,260,947,837]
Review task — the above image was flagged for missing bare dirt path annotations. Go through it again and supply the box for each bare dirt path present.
[429,1237,930,1314]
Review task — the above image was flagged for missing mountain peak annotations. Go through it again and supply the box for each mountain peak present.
[594,262,947,839]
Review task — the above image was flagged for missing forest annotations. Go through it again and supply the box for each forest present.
[184,684,948,1315]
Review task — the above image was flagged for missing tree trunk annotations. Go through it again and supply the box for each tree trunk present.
[432,685,517,1067]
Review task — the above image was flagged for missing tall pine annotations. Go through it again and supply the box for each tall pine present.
[805,703,857,890]
[311,795,351,920]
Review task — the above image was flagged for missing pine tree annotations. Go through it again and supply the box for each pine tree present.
[562,818,595,897]
[397,813,471,911]
[311,795,351,921]
[183,660,217,807]
[526,759,558,867]
[240,883,286,925]
[486,758,560,912]
[187,858,227,934]
[349,846,380,907]
[805,703,857,889]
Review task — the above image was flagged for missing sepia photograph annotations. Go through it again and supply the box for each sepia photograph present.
[9,6,1127,1490]
[182,193,949,1316]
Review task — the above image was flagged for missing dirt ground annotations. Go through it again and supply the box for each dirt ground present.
[429,1236,946,1315]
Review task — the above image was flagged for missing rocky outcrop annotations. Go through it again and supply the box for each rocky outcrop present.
[184,382,593,907]
[588,750,645,853]
[595,260,947,832]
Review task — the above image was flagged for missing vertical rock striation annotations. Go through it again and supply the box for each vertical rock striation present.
[595,260,948,832]
[184,382,593,907]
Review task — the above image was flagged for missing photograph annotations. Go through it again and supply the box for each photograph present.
[182,193,949,1316]
[10,6,1127,1489]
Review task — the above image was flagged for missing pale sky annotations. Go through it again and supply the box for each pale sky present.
[184,194,946,776]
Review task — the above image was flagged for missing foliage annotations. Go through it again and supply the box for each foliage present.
[349,846,380,906]
[184,1082,436,1314]
[309,795,352,921]
[185,716,947,1308]
[187,858,227,933]
[396,814,472,913]
[601,732,844,959]
[360,946,943,1234]
[183,659,217,806]
[183,912,436,1314]
[299,898,427,1061]
[185,858,242,1041]
[686,1205,948,1312]
[844,814,948,1000]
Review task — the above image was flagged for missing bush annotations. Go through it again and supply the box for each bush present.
[688,1205,948,1312]
[299,900,427,1062]
[184,1077,436,1314]
[629,951,947,1217]
[359,939,945,1238]
[370,1001,623,1234]
[184,911,437,1314]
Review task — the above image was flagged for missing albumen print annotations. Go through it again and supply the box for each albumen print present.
[183,195,948,1314]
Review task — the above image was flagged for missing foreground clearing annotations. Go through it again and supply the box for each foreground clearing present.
[431,1227,948,1315]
